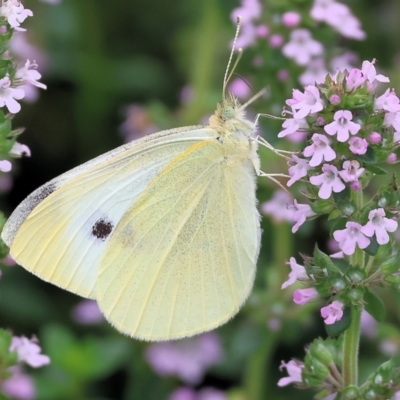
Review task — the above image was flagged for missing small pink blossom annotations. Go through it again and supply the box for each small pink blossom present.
[256,24,269,38]
[287,155,312,186]
[281,257,308,289]
[361,59,389,85]
[234,22,257,49]
[349,137,368,155]
[282,29,323,66]
[282,11,301,28]
[0,0,33,31]
[2,366,35,400]
[10,142,31,157]
[278,117,308,139]
[361,208,398,245]
[368,131,381,144]
[72,299,104,324]
[15,60,46,90]
[303,133,336,167]
[269,34,284,48]
[277,69,289,81]
[339,160,364,183]
[10,336,50,368]
[324,110,361,142]
[197,387,227,400]
[384,112,400,132]
[329,94,341,105]
[261,190,294,223]
[289,201,317,233]
[278,360,303,387]
[333,221,370,255]
[374,88,400,112]
[169,387,196,400]
[0,76,25,113]
[287,85,324,118]
[230,0,262,24]
[299,58,328,86]
[321,300,344,324]
[293,287,319,305]
[0,159,11,172]
[310,164,345,200]
[229,77,251,99]
[387,153,397,163]
[346,68,366,91]
[145,333,222,384]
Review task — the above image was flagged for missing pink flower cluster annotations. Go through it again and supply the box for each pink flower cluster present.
[276,60,399,235]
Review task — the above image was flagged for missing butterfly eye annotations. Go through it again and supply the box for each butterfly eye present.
[222,106,235,119]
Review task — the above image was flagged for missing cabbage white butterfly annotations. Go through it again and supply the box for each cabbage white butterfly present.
[1,18,281,341]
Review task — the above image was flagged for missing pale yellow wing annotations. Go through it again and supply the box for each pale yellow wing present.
[96,140,260,341]
[2,126,213,298]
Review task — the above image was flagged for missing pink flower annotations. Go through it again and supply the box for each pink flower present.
[169,387,196,400]
[10,142,31,157]
[287,85,324,119]
[310,0,365,40]
[293,287,319,305]
[338,160,364,183]
[361,60,389,85]
[324,110,361,142]
[282,29,323,66]
[15,60,46,89]
[329,94,341,105]
[281,257,308,289]
[289,201,316,233]
[0,160,11,172]
[321,300,344,324]
[0,0,33,31]
[384,112,400,132]
[230,0,262,24]
[234,22,257,49]
[269,34,284,47]
[145,332,222,384]
[303,133,336,167]
[374,88,400,112]
[229,77,251,99]
[299,58,328,86]
[261,190,294,222]
[287,155,312,186]
[282,11,301,28]
[256,24,269,38]
[278,360,303,387]
[0,76,25,113]
[72,299,104,324]
[278,117,309,139]
[310,164,345,199]
[361,208,398,245]
[346,68,366,91]
[387,153,397,163]
[197,387,227,400]
[333,221,370,255]
[10,336,50,368]
[2,366,35,400]
[348,137,368,155]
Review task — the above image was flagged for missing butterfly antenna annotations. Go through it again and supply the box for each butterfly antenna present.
[223,16,242,99]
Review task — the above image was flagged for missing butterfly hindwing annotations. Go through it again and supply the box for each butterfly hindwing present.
[3,126,214,299]
[96,139,260,340]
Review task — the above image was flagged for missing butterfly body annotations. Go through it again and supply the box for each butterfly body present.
[2,95,261,341]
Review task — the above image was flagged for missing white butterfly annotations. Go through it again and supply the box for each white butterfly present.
[1,18,284,341]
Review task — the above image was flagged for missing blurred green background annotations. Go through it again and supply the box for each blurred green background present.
[1,0,400,399]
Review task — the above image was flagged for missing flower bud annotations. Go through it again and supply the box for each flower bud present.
[346,268,366,283]
[347,287,364,303]
[387,153,397,163]
[282,12,301,28]
[309,340,334,366]
[368,131,381,144]
[380,254,400,274]
[331,278,347,292]
[329,94,341,105]
[343,386,360,399]
[384,275,400,287]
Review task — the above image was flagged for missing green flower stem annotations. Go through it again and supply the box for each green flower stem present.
[244,330,278,400]
[342,188,364,392]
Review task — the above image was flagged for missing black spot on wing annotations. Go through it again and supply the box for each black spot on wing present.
[91,218,114,241]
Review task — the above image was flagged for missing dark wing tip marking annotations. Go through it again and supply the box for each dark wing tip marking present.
[29,182,58,211]
[91,218,114,241]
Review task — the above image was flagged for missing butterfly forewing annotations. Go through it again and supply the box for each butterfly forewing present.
[3,126,215,299]
[96,139,260,340]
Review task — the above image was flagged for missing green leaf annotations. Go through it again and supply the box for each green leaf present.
[313,245,336,271]
[311,199,334,214]
[329,217,347,236]
[327,208,341,220]
[333,186,351,203]
[364,164,388,175]
[364,234,379,256]
[364,290,386,322]
[358,146,377,164]
[325,306,352,337]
